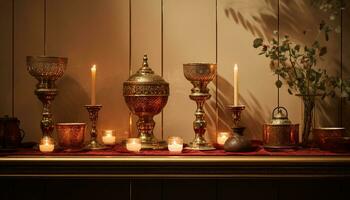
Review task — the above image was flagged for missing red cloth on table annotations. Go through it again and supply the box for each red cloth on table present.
[1,145,350,156]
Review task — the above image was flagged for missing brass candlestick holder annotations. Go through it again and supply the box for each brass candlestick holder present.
[27,56,67,141]
[183,63,217,150]
[84,105,106,150]
[224,105,250,152]
[226,105,246,134]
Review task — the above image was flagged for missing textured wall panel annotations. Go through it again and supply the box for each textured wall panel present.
[163,0,216,143]
[47,0,130,142]
[218,0,279,140]
[0,0,13,116]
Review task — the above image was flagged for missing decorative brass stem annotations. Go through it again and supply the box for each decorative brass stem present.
[84,105,106,150]
[137,116,156,144]
[35,89,57,138]
[190,94,210,147]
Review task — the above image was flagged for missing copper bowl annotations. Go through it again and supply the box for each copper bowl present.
[313,127,346,148]
[320,136,350,152]
[56,123,86,150]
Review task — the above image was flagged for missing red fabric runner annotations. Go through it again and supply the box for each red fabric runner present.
[1,145,350,157]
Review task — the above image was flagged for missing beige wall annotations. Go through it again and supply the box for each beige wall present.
[0,0,348,144]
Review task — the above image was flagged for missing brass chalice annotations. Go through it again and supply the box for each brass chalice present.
[183,63,217,150]
[27,56,67,142]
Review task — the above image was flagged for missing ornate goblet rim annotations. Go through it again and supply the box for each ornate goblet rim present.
[183,63,216,66]
[56,123,86,126]
[26,55,68,63]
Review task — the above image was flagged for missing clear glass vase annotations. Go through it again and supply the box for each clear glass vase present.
[298,94,319,147]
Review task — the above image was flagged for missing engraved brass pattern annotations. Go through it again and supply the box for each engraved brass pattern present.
[123,84,169,96]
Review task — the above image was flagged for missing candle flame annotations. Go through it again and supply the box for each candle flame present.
[91,64,96,71]
[234,64,238,70]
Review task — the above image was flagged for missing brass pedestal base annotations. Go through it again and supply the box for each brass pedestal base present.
[141,140,167,150]
[84,141,108,151]
[185,143,215,151]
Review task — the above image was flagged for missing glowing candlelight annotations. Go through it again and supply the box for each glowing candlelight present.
[91,64,96,105]
[168,136,183,153]
[126,138,141,152]
[39,136,55,153]
[102,130,116,145]
[234,64,238,106]
[217,132,230,145]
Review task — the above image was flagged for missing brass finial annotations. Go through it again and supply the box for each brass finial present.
[139,54,153,74]
[143,54,148,67]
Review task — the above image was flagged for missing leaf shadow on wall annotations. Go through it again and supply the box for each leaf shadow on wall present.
[205,75,266,140]
[53,76,89,138]
[225,0,342,127]
[278,0,341,127]
[224,0,278,40]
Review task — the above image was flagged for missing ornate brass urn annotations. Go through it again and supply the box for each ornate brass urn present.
[123,55,169,149]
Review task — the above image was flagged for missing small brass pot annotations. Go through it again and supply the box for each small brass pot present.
[263,107,299,150]
[56,123,86,150]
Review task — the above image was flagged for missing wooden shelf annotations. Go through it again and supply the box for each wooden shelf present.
[1,155,350,179]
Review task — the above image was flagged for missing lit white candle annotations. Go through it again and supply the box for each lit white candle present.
[217,132,230,145]
[168,136,183,153]
[102,130,116,145]
[126,138,141,152]
[39,136,55,153]
[233,64,238,106]
[91,64,96,105]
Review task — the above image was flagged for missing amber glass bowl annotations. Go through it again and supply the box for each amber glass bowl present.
[56,123,86,151]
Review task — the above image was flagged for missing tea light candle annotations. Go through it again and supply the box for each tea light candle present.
[39,136,55,153]
[126,138,141,152]
[102,130,116,145]
[217,132,230,145]
[168,136,183,153]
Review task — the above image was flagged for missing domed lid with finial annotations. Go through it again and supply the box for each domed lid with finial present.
[270,107,292,125]
[123,55,169,96]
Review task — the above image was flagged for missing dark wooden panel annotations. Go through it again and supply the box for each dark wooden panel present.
[278,180,342,200]
[340,180,350,200]
[11,179,45,200]
[0,179,11,200]
[218,180,276,200]
[132,180,162,200]
[163,180,216,200]
[45,180,129,200]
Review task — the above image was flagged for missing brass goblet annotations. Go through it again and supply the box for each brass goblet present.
[27,56,67,142]
[183,63,217,150]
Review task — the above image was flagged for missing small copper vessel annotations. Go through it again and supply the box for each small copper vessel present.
[56,123,86,151]
[263,107,299,150]
[123,55,169,149]
[313,127,346,148]
[0,115,25,148]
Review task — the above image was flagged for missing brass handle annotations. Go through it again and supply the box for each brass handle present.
[272,106,288,118]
